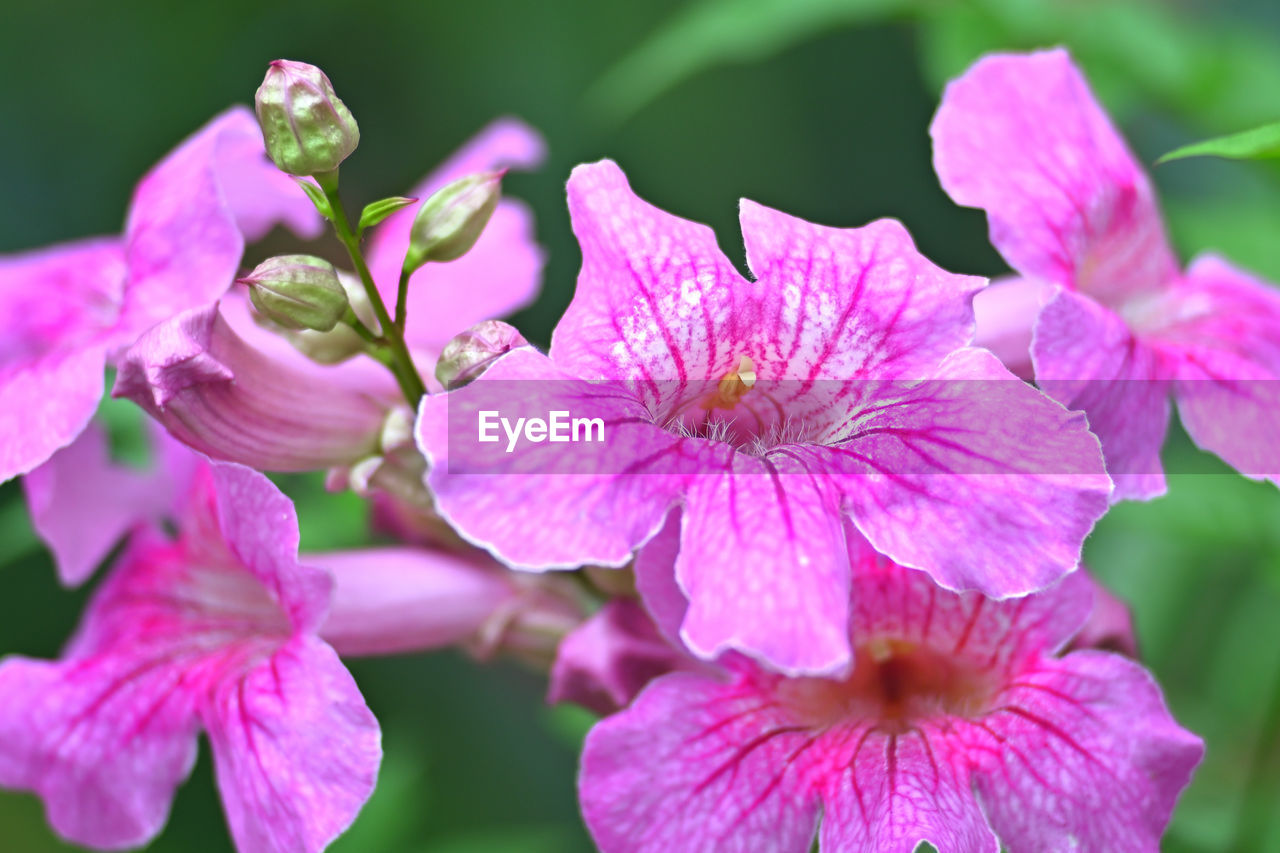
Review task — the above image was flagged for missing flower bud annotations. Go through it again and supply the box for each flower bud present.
[403,171,503,273]
[434,320,528,388]
[255,60,359,176]
[240,254,349,332]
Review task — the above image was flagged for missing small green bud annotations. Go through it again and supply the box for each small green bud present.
[403,171,503,274]
[255,60,359,176]
[435,320,528,389]
[240,254,350,332]
[358,196,418,233]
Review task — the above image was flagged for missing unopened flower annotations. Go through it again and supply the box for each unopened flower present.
[255,59,360,176]
[417,160,1111,675]
[240,254,349,332]
[403,170,504,272]
[435,319,529,388]
[0,437,380,852]
[932,48,1280,499]
[0,107,320,484]
[579,542,1202,852]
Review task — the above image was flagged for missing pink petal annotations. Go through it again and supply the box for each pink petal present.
[113,302,388,472]
[814,347,1111,595]
[0,345,106,484]
[548,597,695,715]
[676,465,852,675]
[632,512,690,649]
[311,547,516,657]
[972,277,1051,380]
[738,201,984,380]
[931,49,1177,307]
[551,160,752,384]
[1034,287,1171,501]
[973,652,1203,851]
[364,118,546,351]
[579,672,821,852]
[0,654,200,849]
[817,726,997,853]
[22,423,183,586]
[1158,255,1280,485]
[201,636,381,853]
[416,347,685,569]
[204,462,333,634]
[1068,570,1139,658]
[116,108,319,342]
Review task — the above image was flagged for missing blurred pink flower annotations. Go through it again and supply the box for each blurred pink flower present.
[933,48,1280,500]
[0,107,320,484]
[0,441,380,852]
[418,159,1111,676]
[580,546,1202,853]
[113,118,546,472]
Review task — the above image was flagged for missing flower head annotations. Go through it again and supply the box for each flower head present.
[0,434,380,852]
[931,48,1280,499]
[417,160,1111,675]
[579,546,1202,852]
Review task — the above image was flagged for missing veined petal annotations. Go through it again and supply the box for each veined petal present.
[931,49,1177,306]
[1034,287,1171,501]
[580,672,821,853]
[738,201,983,380]
[0,653,200,850]
[551,160,751,388]
[676,464,852,675]
[201,636,380,853]
[365,118,546,352]
[416,347,687,569]
[973,652,1203,851]
[815,347,1111,596]
[113,303,388,472]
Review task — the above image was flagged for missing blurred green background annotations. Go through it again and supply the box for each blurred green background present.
[2,0,1280,850]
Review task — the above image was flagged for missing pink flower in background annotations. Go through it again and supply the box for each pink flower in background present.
[418,159,1110,675]
[579,546,1202,853]
[113,118,546,472]
[932,48,1280,500]
[0,107,320,484]
[0,436,380,852]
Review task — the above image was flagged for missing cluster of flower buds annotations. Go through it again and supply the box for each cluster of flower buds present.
[5,47,1280,853]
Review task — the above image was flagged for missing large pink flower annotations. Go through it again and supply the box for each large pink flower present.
[579,546,1202,852]
[113,118,546,472]
[417,159,1111,675]
[0,441,381,852]
[932,48,1280,500]
[0,107,319,484]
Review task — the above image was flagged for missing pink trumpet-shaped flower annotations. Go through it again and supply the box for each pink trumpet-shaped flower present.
[0,437,380,852]
[112,119,546,472]
[0,107,320,484]
[932,48,1280,500]
[417,159,1111,676]
[580,543,1202,853]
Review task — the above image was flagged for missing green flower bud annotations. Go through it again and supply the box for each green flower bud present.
[240,254,350,332]
[403,171,503,274]
[435,320,528,389]
[255,60,359,176]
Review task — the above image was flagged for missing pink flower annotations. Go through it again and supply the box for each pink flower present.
[579,544,1202,852]
[113,118,546,472]
[417,159,1111,675]
[0,438,380,851]
[0,107,320,484]
[932,48,1280,500]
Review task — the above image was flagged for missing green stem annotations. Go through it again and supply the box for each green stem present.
[316,172,427,405]
[394,268,411,333]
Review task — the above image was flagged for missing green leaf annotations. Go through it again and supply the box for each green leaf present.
[1158,121,1280,164]
[292,176,334,220]
[358,196,418,233]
